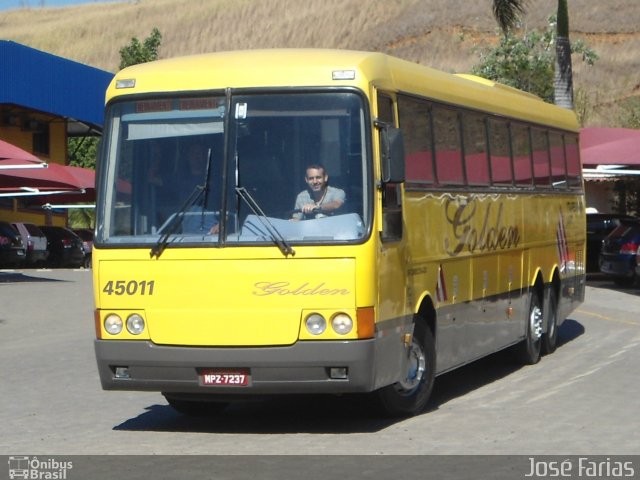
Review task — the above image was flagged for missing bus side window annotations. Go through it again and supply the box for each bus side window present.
[488,118,513,186]
[549,130,568,189]
[512,123,533,187]
[564,133,582,189]
[532,127,551,188]
[433,106,464,186]
[462,111,490,186]
[377,92,402,242]
[398,94,435,187]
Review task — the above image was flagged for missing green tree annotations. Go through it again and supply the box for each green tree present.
[471,17,597,105]
[118,27,163,70]
[68,207,95,229]
[491,0,578,109]
[68,136,99,169]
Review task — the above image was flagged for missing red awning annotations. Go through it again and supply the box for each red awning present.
[0,138,95,201]
[581,127,640,167]
[0,139,45,169]
[0,162,93,190]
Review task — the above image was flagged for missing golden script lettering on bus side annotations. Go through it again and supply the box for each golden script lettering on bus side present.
[253,281,350,296]
[444,198,520,256]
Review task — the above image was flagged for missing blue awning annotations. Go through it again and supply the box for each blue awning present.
[0,40,114,132]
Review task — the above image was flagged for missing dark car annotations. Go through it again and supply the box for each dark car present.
[72,228,93,268]
[599,218,640,286]
[39,226,85,268]
[586,213,635,273]
[0,221,26,267]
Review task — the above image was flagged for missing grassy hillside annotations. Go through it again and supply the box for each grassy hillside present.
[1,0,639,126]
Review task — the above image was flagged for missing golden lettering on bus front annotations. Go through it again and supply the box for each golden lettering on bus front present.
[253,281,350,296]
[444,198,520,256]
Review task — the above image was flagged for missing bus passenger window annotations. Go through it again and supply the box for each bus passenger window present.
[398,95,435,186]
[532,128,551,187]
[549,131,568,189]
[488,118,513,186]
[463,112,490,186]
[564,134,582,189]
[433,106,464,185]
[512,123,533,187]
[377,94,394,124]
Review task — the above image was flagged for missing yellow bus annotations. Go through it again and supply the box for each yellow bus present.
[93,49,585,417]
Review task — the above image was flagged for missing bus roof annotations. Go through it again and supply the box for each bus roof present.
[107,48,579,132]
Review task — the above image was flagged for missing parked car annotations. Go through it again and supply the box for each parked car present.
[11,222,49,266]
[599,218,640,286]
[0,221,26,267]
[586,213,635,273]
[38,226,85,268]
[72,228,94,268]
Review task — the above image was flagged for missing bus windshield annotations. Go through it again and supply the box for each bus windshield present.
[99,91,371,248]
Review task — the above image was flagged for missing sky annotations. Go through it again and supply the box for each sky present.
[0,0,122,11]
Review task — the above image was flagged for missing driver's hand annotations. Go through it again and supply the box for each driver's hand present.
[301,203,317,214]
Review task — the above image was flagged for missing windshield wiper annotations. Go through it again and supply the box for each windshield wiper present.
[200,148,214,231]
[151,148,215,259]
[150,185,205,258]
[235,186,295,257]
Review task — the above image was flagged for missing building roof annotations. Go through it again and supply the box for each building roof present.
[0,40,113,133]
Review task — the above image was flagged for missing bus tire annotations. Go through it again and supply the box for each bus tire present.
[163,394,228,417]
[513,290,543,365]
[542,288,558,354]
[375,319,435,417]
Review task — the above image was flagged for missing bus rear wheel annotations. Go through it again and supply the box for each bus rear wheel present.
[375,320,435,417]
[542,288,558,354]
[513,290,543,365]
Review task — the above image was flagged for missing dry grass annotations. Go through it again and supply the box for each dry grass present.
[1,0,639,126]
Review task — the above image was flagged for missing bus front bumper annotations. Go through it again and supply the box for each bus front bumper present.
[94,338,380,395]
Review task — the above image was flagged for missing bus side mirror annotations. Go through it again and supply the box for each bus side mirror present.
[380,126,405,184]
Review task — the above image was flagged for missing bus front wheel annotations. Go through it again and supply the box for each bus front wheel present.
[375,320,435,417]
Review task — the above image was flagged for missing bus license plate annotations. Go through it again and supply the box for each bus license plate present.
[200,369,250,387]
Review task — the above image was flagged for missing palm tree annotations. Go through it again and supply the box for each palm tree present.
[492,0,528,34]
[492,0,574,109]
[553,0,573,109]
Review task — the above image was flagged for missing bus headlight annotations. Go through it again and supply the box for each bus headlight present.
[104,314,123,335]
[126,314,145,335]
[331,313,353,335]
[305,313,326,335]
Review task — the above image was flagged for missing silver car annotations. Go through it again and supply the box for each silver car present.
[11,222,49,266]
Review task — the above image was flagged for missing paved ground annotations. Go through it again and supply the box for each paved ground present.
[0,269,639,456]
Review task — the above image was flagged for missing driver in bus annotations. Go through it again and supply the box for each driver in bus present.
[291,164,345,220]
